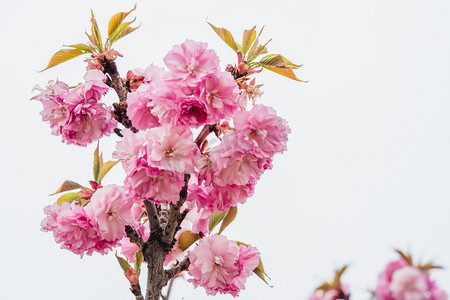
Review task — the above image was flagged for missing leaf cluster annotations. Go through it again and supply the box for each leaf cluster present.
[208,22,305,82]
[41,5,138,71]
[50,144,119,205]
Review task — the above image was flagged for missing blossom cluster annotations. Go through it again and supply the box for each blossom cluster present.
[32,70,116,146]
[188,235,260,297]
[38,39,291,297]
[113,126,199,204]
[126,40,239,130]
[111,40,290,233]
[375,257,447,300]
[41,185,134,257]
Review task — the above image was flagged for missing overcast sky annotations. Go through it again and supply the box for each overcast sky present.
[1,0,450,299]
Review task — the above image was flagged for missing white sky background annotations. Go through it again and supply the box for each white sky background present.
[0,0,450,299]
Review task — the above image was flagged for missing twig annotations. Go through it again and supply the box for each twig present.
[162,174,190,246]
[165,257,190,280]
[161,276,177,300]
[143,200,161,235]
[101,57,138,133]
[194,124,216,147]
[131,283,145,300]
[125,225,144,247]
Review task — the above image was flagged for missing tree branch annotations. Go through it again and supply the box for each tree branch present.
[162,174,190,246]
[194,124,217,147]
[165,257,190,280]
[143,200,161,235]
[161,274,182,300]
[130,283,145,300]
[101,57,138,133]
[125,225,144,247]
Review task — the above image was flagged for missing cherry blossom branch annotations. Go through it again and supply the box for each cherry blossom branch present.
[102,58,127,101]
[165,257,190,280]
[143,200,160,235]
[194,124,217,147]
[162,174,190,246]
[161,277,175,300]
[130,283,145,300]
[125,225,144,247]
[101,58,138,133]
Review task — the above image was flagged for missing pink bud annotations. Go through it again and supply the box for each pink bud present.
[125,268,140,285]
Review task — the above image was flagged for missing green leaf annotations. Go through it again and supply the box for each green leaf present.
[218,206,237,234]
[254,258,273,287]
[63,43,92,52]
[178,231,199,251]
[261,65,305,82]
[56,192,79,205]
[113,25,139,44]
[134,248,143,273]
[331,265,348,288]
[207,22,239,52]
[93,143,101,182]
[108,4,137,36]
[115,251,131,273]
[85,31,98,47]
[97,160,120,182]
[50,180,83,195]
[40,48,85,71]
[208,210,228,232]
[90,10,103,51]
[259,54,302,69]
[242,26,257,55]
[108,20,138,45]
[247,39,270,62]
[258,54,305,82]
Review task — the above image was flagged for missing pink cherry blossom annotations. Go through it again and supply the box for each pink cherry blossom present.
[80,69,110,101]
[184,205,212,234]
[188,235,259,297]
[149,82,184,126]
[85,185,135,242]
[32,70,116,147]
[177,96,208,128]
[164,244,186,267]
[55,203,114,257]
[390,266,428,300]
[376,259,408,300]
[127,83,160,130]
[187,181,254,213]
[211,150,265,186]
[187,183,213,211]
[376,258,448,300]
[60,97,117,146]
[198,71,240,123]
[207,184,254,212]
[196,155,214,186]
[233,104,291,158]
[131,64,165,85]
[113,129,147,173]
[125,157,185,204]
[146,125,198,173]
[229,244,260,291]
[164,39,219,87]
[31,80,70,136]
[41,202,71,233]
